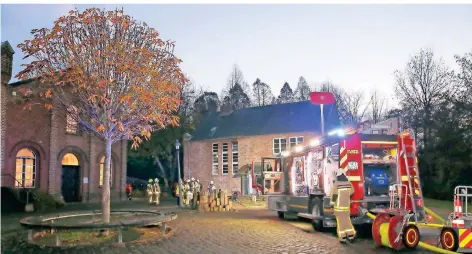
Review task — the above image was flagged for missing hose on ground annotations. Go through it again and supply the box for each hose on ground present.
[363,207,457,254]
[424,207,446,224]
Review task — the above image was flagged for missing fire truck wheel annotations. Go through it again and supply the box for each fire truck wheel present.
[277,211,285,219]
[440,228,459,252]
[311,197,325,232]
[402,224,420,249]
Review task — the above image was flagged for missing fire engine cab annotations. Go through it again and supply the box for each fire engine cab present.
[265,125,425,231]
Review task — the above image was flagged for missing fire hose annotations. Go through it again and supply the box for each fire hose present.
[364,208,457,254]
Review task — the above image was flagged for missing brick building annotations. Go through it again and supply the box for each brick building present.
[183,101,340,195]
[1,41,127,203]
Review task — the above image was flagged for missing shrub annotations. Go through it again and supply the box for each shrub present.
[30,190,65,211]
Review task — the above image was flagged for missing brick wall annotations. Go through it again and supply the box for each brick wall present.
[4,80,127,203]
[184,131,317,193]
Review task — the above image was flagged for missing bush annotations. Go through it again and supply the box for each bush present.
[31,190,65,211]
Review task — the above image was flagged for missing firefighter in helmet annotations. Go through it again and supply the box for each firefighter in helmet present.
[147,178,154,204]
[153,178,161,205]
[208,180,216,195]
[330,167,356,242]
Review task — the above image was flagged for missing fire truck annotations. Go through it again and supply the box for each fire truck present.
[264,124,426,231]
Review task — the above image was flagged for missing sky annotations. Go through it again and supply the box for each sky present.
[2,4,472,106]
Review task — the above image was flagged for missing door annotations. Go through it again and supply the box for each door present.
[61,166,80,202]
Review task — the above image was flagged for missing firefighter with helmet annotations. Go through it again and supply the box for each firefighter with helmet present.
[153,178,161,205]
[330,167,356,243]
[208,180,216,195]
[147,178,154,204]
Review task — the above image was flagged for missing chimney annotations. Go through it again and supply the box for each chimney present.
[219,103,233,116]
[1,41,15,85]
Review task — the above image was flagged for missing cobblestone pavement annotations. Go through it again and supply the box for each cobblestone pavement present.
[1,200,436,254]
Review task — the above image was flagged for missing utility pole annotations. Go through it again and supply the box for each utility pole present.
[175,139,183,207]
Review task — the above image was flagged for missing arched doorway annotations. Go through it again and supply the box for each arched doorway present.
[61,153,80,202]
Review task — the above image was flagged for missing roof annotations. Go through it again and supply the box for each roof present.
[190,100,340,141]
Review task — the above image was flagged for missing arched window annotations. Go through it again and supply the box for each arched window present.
[15,148,36,188]
[61,153,79,166]
[99,156,113,187]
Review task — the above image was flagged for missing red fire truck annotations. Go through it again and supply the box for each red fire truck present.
[265,126,426,231]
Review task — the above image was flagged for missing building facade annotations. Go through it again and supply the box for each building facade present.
[1,41,127,203]
[183,101,340,194]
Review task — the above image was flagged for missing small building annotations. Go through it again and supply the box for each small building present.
[359,117,401,135]
[1,41,128,203]
[183,101,340,195]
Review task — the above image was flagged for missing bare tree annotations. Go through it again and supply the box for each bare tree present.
[252,78,274,106]
[319,81,369,124]
[394,48,455,149]
[370,89,387,123]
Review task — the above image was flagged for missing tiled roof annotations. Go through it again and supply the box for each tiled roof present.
[190,100,340,141]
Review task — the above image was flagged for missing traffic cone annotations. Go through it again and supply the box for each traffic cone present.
[454,197,463,218]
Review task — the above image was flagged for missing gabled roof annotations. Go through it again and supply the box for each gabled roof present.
[190,100,340,141]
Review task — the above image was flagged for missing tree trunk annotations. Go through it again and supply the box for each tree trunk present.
[102,138,112,224]
[155,155,169,188]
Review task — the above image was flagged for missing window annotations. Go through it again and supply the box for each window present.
[15,148,36,188]
[99,156,113,187]
[62,153,79,166]
[212,143,219,175]
[66,113,78,134]
[222,143,229,175]
[273,138,287,154]
[232,141,238,174]
[289,136,304,147]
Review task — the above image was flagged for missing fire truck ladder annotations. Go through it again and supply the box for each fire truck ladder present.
[399,130,424,224]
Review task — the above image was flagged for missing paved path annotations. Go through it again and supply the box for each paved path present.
[1,199,438,254]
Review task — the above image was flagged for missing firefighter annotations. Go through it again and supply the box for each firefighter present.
[153,178,161,205]
[208,180,216,195]
[194,179,201,194]
[147,178,154,204]
[183,179,191,206]
[189,177,196,204]
[330,168,356,243]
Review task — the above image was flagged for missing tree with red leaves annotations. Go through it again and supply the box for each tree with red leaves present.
[16,8,185,223]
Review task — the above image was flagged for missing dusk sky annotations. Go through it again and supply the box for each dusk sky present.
[2,4,472,105]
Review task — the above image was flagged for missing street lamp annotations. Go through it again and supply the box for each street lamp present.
[175,139,183,207]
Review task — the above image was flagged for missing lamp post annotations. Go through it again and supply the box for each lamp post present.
[175,139,183,207]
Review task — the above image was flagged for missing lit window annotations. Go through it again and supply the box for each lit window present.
[15,148,36,188]
[289,136,304,147]
[62,153,79,166]
[99,156,113,187]
[66,113,78,134]
[212,144,219,175]
[232,142,238,174]
[273,138,287,154]
[222,143,229,175]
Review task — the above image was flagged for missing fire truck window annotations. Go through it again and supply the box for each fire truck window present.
[362,147,397,197]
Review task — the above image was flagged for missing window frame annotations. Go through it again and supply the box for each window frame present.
[15,148,36,188]
[232,141,238,174]
[273,138,287,154]
[222,143,229,175]
[99,156,113,187]
[289,136,304,147]
[212,143,219,176]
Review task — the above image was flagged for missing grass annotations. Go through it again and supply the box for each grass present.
[34,230,119,246]
[424,198,453,211]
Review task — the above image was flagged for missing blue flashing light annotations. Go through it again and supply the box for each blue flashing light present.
[328,128,345,137]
